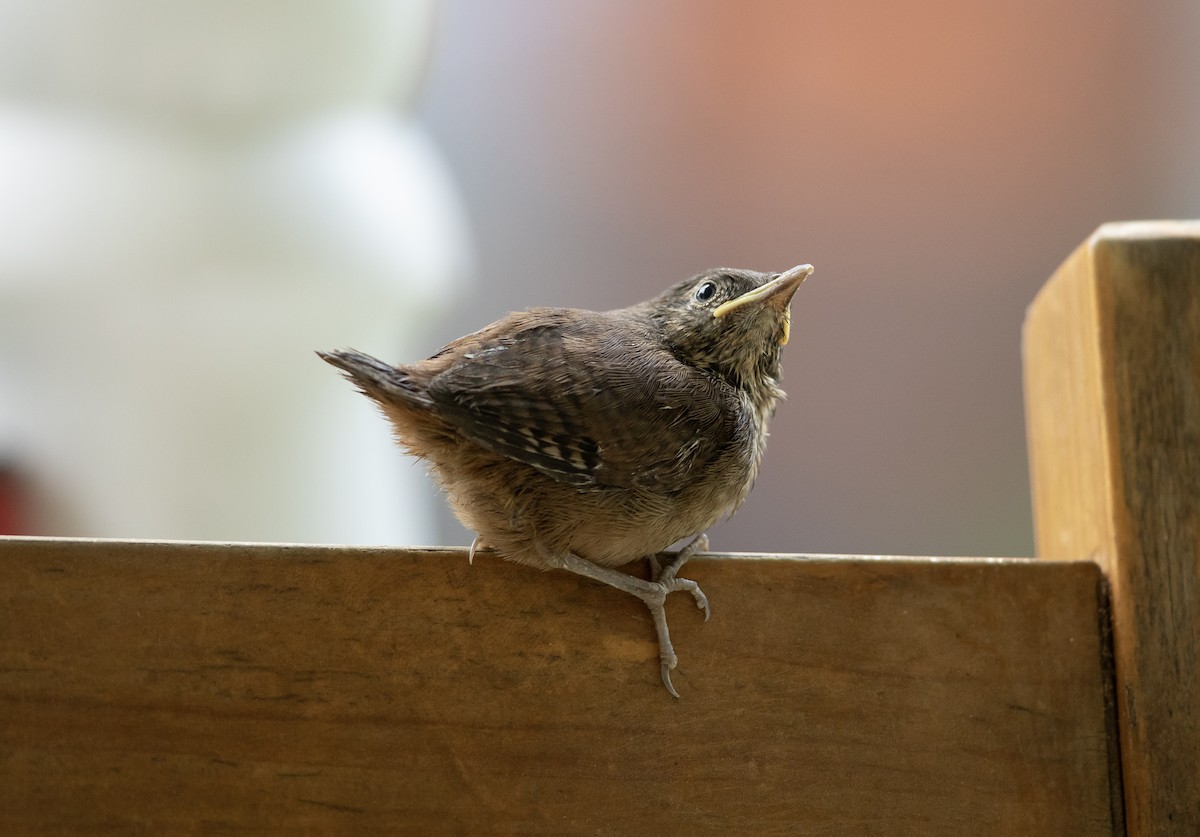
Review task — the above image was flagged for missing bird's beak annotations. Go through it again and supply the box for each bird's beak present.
[712,263,813,345]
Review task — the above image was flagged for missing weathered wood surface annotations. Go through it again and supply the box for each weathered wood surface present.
[1024,221,1200,835]
[1,537,1116,835]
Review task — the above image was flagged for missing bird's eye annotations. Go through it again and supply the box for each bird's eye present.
[693,281,717,302]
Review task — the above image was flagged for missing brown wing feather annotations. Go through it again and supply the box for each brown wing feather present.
[425,309,741,490]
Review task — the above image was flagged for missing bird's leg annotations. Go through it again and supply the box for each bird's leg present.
[546,549,709,698]
[651,533,710,585]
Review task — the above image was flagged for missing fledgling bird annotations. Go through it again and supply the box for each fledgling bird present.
[319,263,812,696]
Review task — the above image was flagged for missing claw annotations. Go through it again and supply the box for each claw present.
[664,577,710,622]
[661,662,680,699]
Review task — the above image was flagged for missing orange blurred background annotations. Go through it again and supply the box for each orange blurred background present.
[416,0,1199,556]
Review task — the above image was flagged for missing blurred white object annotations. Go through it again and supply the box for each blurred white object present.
[0,0,471,543]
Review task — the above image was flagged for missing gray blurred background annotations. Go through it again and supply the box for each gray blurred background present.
[416,0,1199,557]
[1,0,1197,557]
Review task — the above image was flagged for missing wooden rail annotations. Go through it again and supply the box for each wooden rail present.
[1,222,1197,834]
[2,540,1114,834]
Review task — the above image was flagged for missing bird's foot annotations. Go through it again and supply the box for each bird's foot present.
[552,546,709,698]
[646,533,711,620]
[642,573,710,697]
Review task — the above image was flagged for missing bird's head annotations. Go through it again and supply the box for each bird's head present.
[645,264,812,398]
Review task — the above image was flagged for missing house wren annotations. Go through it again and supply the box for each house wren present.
[319,263,812,696]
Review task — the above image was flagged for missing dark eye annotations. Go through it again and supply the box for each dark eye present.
[694,281,717,302]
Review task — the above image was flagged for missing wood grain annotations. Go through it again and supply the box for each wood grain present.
[1024,221,1200,835]
[2,538,1116,835]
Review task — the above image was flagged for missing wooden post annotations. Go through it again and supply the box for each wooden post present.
[1024,221,1200,835]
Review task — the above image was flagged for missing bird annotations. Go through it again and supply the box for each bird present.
[318,263,812,696]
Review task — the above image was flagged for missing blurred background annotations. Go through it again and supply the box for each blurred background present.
[1,0,1197,556]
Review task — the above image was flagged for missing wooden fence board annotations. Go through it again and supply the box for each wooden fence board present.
[2,538,1116,835]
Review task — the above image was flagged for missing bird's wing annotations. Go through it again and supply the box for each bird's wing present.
[425,310,743,490]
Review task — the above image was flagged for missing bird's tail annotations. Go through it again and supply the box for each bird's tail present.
[316,349,432,408]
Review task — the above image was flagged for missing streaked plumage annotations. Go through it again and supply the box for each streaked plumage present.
[320,263,811,695]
